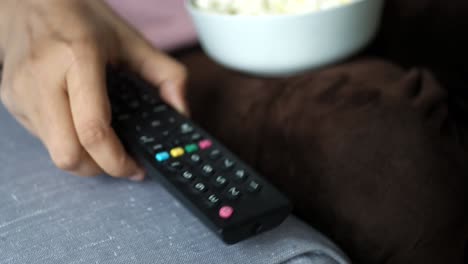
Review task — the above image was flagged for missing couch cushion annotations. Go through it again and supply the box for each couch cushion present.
[0,104,349,264]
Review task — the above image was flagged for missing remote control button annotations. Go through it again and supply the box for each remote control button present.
[149,119,162,128]
[219,206,234,220]
[208,149,222,160]
[213,175,229,188]
[185,144,198,153]
[191,133,202,141]
[188,154,202,164]
[170,147,185,158]
[149,144,165,154]
[128,100,141,110]
[141,93,159,105]
[201,164,215,177]
[155,152,170,162]
[205,194,220,208]
[226,187,242,200]
[180,123,194,134]
[247,180,262,193]
[171,139,183,147]
[168,116,177,125]
[161,130,171,138]
[167,161,184,172]
[180,170,195,182]
[152,105,168,113]
[221,158,236,171]
[233,169,248,182]
[139,135,156,145]
[193,182,208,193]
[199,140,212,150]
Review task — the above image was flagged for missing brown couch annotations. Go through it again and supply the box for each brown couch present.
[175,1,468,263]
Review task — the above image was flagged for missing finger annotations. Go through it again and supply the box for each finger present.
[37,86,104,177]
[66,50,145,181]
[123,38,189,116]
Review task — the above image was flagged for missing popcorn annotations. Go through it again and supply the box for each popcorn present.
[193,0,356,15]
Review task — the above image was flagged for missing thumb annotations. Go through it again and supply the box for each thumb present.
[123,37,189,116]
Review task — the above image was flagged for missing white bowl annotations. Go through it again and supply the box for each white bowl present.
[186,0,385,77]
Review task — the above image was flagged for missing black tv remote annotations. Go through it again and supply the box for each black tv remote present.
[107,68,292,244]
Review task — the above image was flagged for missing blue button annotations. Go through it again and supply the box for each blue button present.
[155,152,170,162]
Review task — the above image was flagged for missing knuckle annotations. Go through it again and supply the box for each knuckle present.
[77,119,110,148]
[108,155,132,178]
[50,148,82,171]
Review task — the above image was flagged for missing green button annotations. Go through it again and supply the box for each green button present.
[185,144,198,153]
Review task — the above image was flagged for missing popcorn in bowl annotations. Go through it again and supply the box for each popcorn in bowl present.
[193,0,357,15]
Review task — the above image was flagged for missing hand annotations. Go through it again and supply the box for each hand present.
[0,0,188,180]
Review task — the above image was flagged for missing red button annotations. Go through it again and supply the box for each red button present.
[199,140,213,150]
[219,206,234,219]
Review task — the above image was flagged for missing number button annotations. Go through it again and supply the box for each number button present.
[180,170,195,182]
[247,180,262,193]
[205,194,220,208]
[201,164,215,177]
[213,175,229,189]
[221,158,236,171]
[188,154,202,165]
[226,187,241,200]
[233,169,248,182]
[193,182,208,193]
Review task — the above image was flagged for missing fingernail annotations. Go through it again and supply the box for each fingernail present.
[176,105,190,117]
[129,170,145,182]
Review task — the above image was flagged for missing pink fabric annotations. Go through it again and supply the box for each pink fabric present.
[105,0,198,51]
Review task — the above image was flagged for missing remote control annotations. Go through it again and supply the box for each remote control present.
[107,68,292,244]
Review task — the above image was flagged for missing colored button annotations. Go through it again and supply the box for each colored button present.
[185,144,198,153]
[199,140,213,150]
[155,152,170,162]
[219,206,234,219]
[170,147,185,158]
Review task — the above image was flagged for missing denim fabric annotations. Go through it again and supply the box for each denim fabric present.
[0,104,349,264]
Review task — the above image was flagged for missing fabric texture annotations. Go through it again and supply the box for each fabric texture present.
[0,103,349,264]
[104,0,197,51]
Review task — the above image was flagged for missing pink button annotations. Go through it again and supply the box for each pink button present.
[219,206,234,219]
[198,139,212,150]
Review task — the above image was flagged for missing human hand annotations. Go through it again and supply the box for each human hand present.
[0,0,188,180]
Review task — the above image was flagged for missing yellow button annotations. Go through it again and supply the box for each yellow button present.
[170,147,185,158]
